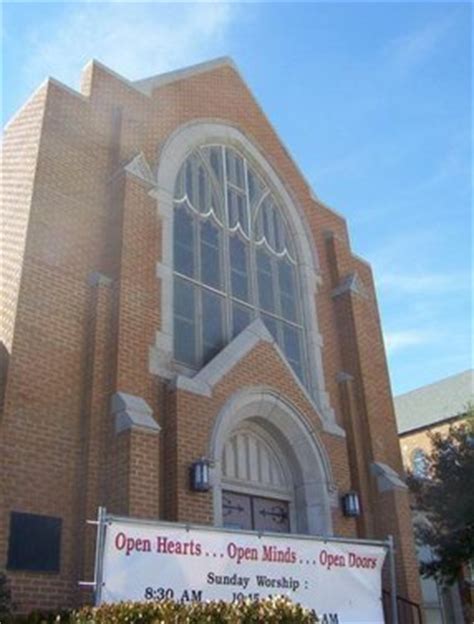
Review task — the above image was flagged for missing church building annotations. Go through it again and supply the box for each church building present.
[0,57,421,614]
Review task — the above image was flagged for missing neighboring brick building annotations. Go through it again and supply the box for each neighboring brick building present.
[396,369,474,624]
[1,57,421,614]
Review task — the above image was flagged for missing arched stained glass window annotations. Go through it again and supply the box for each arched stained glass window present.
[173,145,307,387]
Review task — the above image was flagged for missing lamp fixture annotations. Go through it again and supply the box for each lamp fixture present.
[342,491,361,517]
[190,457,212,492]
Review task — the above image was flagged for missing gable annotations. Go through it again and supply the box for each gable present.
[173,318,344,437]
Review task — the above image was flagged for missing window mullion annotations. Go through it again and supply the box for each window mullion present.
[294,268,310,388]
[292,262,303,326]
[274,257,283,319]
[271,256,283,347]
[243,158,256,318]
[244,157,252,240]
[192,156,198,210]
[243,157,256,320]
[249,243,258,322]
[195,285,203,367]
[221,146,232,343]
[268,203,276,249]
[195,215,203,365]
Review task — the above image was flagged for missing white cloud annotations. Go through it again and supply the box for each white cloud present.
[313,145,375,183]
[375,271,469,295]
[365,228,470,298]
[383,329,434,355]
[385,14,456,75]
[21,2,238,93]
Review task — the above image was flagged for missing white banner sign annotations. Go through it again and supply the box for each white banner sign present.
[99,519,387,623]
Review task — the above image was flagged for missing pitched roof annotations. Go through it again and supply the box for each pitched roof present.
[394,369,474,435]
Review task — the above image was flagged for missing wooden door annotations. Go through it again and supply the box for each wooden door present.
[253,496,290,533]
[222,491,290,533]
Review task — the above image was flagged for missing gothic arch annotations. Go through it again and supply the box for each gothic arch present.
[151,120,336,425]
[209,388,337,536]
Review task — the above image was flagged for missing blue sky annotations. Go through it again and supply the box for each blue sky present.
[2,1,472,395]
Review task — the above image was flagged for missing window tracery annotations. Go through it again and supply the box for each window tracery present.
[173,144,307,386]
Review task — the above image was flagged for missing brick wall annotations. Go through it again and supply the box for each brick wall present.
[0,85,48,413]
[0,59,421,612]
[400,421,454,469]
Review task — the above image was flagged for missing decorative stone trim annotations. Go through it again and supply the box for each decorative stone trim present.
[171,319,271,398]
[87,272,112,287]
[124,152,156,188]
[336,371,354,383]
[371,462,407,492]
[351,252,372,268]
[110,392,160,435]
[323,229,345,242]
[150,120,337,430]
[331,272,368,300]
[209,388,339,535]
[171,319,345,438]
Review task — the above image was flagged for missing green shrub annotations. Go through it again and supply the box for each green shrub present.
[1,596,318,623]
[71,596,318,623]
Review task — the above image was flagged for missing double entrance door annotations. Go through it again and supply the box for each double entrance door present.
[222,490,290,533]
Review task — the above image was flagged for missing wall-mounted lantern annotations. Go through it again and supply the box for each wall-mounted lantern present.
[342,491,361,517]
[190,458,212,492]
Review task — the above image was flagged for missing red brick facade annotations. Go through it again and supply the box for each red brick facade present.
[0,58,421,614]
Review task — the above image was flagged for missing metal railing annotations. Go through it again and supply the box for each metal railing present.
[382,590,423,624]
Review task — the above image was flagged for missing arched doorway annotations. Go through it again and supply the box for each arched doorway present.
[221,422,294,533]
[210,389,336,536]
